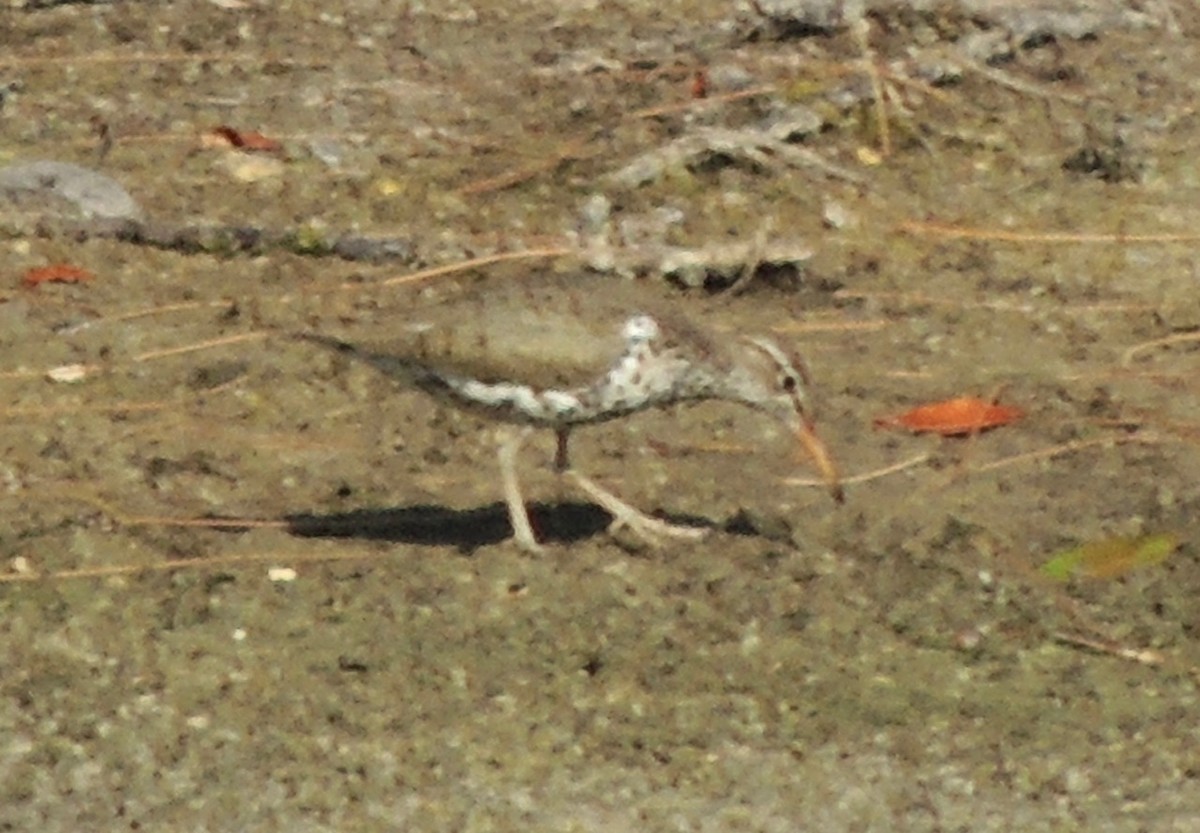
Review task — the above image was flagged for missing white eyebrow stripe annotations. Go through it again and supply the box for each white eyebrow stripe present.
[739,335,812,412]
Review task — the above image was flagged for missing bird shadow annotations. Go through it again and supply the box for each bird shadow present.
[283,501,619,552]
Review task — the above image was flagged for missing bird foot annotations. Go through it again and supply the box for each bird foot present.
[509,519,546,555]
[566,471,708,546]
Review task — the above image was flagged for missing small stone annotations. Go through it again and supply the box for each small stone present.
[47,364,90,383]
[577,193,612,236]
[822,200,855,230]
[707,63,755,92]
[222,153,285,183]
[0,160,142,221]
[268,567,297,582]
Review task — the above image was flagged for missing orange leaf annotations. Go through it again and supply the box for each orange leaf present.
[21,264,95,289]
[874,396,1023,436]
[203,125,283,153]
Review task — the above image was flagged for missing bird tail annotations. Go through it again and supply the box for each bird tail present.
[293,332,419,384]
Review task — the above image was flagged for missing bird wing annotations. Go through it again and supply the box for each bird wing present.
[313,278,645,391]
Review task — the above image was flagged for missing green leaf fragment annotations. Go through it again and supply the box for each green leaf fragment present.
[1040,533,1180,581]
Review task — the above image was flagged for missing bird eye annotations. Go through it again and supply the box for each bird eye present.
[781,374,798,393]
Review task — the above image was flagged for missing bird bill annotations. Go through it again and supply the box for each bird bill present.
[795,421,844,503]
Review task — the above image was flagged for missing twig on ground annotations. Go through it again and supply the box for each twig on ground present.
[785,452,929,489]
[1122,331,1200,366]
[1053,631,1164,666]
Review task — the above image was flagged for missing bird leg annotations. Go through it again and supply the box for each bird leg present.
[558,427,705,544]
[554,428,571,472]
[565,469,708,544]
[495,426,544,554]
[499,426,706,553]
[557,427,705,544]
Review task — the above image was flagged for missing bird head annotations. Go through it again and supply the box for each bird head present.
[723,335,844,503]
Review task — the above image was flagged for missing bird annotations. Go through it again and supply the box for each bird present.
[297,275,842,553]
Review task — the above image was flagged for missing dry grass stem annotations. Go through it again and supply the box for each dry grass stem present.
[132,331,269,363]
[971,433,1164,474]
[110,300,231,322]
[457,135,594,195]
[770,318,888,335]
[376,248,574,288]
[1122,331,1200,365]
[0,547,379,585]
[785,452,930,489]
[631,84,778,119]
[835,288,1154,316]
[953,56,1086,105]
[0,50,320,69]
[852,15,891,158]
[1052,631,1164,666]
[899,219,1200,244]
[0,398,171,419]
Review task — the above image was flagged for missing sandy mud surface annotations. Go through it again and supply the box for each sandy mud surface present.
[1,1,1199,830]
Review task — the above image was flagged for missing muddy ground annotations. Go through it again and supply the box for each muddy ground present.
[1,1,1199,830]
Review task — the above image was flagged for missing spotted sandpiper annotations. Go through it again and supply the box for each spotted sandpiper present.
[299,276,842,552]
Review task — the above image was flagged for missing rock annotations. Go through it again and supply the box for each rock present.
[0,160,142,221]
